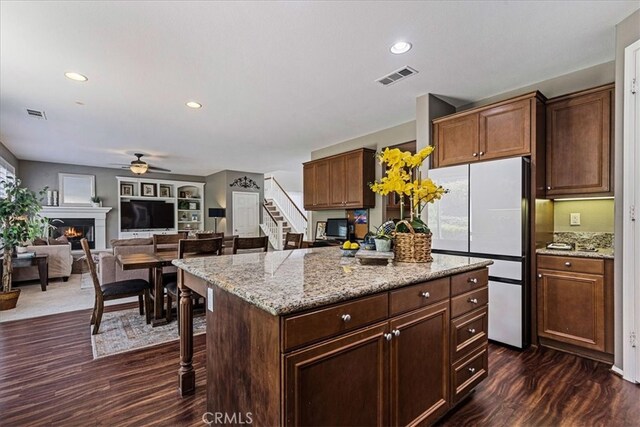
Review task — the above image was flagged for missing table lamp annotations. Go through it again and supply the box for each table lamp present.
[208,208,226,234]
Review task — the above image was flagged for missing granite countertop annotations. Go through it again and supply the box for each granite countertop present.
[536,248,614,259]
[173,247,493,316]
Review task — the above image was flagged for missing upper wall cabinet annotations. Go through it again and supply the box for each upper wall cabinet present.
[303,148,376,211]
[432,92,543,168]
[545,84,613,198]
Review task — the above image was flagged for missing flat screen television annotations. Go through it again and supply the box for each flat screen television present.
[121,200,175,231]
[325,218,349,241]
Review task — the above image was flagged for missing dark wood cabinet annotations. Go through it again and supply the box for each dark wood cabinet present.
[537,255,613,362]
[284,323,389,426]
[303,148,375,210]
[545,84,613,197]
[390,301,450,426]
[432,93,542,168]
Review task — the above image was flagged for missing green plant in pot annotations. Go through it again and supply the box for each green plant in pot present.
[0,177,47,310]
[90,196,101,207]
[373,225,393,252]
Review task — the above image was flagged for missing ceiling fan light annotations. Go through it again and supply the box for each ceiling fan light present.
[130,163,149,175]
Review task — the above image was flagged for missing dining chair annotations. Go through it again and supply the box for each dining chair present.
[165,237,223,323]
[81,238,151,335]
[232,236,269,254]
[196,232,224,240]
[153,232,188,286]
[283,232,304,250]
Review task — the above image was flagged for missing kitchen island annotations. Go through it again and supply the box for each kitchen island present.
[174,247,493,426]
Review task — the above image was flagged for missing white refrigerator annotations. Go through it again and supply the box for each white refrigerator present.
[428,157,529,349]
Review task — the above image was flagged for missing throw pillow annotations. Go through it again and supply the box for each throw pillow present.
[32,238,49,246]
[48,236,69,245]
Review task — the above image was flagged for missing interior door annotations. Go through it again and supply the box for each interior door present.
[232,192,260,237]
[427,164,469,253]
[470,157,523,256]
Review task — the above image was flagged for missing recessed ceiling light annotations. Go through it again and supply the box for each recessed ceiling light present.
[390,41,412,55]
[185,101,202,109]
[65,72,88,82]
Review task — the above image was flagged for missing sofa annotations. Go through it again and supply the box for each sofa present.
[99,238,178,284]
[13,243,73,282]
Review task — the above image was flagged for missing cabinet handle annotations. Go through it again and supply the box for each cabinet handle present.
[384,333,393,341]
[468,278,478,284]
[392,329,401,337]
[564,262,571,267]
[472,152,478,157]
[468,367,476,374]
[547,186,552,190]
[537,273,543,278]
[468,328,476,334]
[421,291,430,299]
[469,298,478,304]
[341,314,351,322]
[479,151,485,156]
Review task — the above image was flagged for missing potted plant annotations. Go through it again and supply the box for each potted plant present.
[370,146,447,262]
[90,196,101,207]
[0,177,47,310]
[373,226,392,252]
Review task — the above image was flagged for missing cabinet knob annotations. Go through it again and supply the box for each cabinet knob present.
[469,298,478,304]
[479,151,485,156]
[468,328,476,334]
[472,152,478,157]
[392,329,401,337]
[468,278,478,284]
[421,291,430,299]
[468,367,476,374]
[547,186,552,190]
[537,273,543,278]
[384,333,393,341]
[341,314,351,322]
[564,262,572,267]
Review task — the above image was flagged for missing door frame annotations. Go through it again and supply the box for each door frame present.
[622,38,640,384]
[231,191,260,237]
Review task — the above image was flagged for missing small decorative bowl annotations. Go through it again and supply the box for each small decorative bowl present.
[341,249,359,257]
[361,242,376,250]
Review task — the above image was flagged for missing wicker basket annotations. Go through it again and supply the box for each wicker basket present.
[393,220,433,263]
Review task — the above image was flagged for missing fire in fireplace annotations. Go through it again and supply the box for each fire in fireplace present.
[50,218,95,250]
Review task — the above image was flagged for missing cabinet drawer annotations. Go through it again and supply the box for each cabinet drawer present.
[451,287,488,318]
[451,306,488,362]
[389,277,450,316]
[451,344,488,403]
[451,268,488,296]
[283,293,388,351]
[538,255,604,275]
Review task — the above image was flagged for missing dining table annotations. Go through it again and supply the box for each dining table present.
[117,251,177,326]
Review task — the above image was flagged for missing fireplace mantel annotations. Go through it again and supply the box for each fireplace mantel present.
[40,206,112,250]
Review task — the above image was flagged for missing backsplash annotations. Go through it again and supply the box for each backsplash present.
[553,232,614,249]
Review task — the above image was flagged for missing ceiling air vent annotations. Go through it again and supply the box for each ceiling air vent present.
[376,66,418,86]
[26,108,47,120]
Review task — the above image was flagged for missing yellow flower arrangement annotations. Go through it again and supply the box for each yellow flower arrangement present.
[370,146,446,230]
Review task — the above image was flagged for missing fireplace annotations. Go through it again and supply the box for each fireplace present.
[50,218,95,250]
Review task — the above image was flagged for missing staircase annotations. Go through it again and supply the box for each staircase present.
[260,176,308,250]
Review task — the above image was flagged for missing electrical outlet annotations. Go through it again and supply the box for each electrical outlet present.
[570,213,581,226]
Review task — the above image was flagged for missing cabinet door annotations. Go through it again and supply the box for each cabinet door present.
[537,269,605,351]
[329,156,346,207]
[303,163,316,210]
[284,323,389,426]
[434,114,479,167]
[478,99,531,160]
[314,160,330,208]
[344,151,364,207]
[546,87,612,196]
[389,301,450,426]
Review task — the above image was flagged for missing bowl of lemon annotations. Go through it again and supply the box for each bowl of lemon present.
[341,241,360,257]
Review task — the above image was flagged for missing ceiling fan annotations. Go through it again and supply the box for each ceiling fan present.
[118,153,171,175]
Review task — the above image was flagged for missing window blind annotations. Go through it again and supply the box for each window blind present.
[0,155,16,199]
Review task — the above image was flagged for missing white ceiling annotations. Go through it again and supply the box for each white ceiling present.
[1,1,638,177]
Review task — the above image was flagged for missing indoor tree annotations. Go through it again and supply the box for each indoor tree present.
[0,177,46,308]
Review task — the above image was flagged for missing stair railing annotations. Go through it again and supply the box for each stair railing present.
[264,176,307,236]
[260,204,283,250]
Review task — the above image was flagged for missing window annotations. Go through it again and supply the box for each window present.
[0,155,16,198]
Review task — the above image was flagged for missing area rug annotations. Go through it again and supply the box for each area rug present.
[90,308,206,359]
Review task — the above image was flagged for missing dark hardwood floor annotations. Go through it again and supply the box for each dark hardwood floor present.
[1,305,639,426]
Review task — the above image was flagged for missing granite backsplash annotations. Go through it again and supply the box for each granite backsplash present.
[552,232,614,249]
